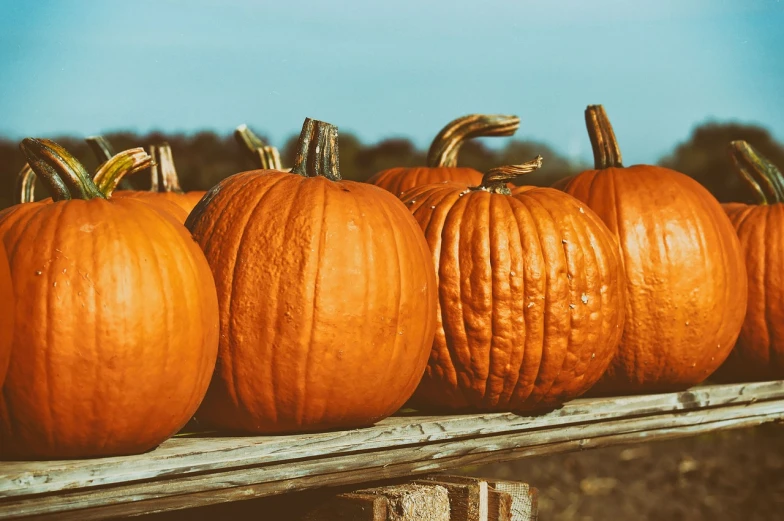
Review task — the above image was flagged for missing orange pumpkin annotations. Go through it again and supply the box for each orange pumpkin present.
[714,141,784,381]
[367,114,519,197]
[0,243,12,389]
[0,139,219,460]
[401,158,626,412]
[186,118,438,434]
[554,105,747,394]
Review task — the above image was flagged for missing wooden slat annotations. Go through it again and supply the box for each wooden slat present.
[0,381,782,520]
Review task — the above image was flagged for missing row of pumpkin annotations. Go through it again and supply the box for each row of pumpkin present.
[0,105,780,461]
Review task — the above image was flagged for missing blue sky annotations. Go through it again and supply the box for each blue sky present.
[1,0,782,164]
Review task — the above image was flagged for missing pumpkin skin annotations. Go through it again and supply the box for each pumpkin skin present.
[401,160,626,412]
[187,119,438,434]
[368,114,519,197]
[555,106,747,394]
[0,243,13,388]
[0,140,219,460]
[713,141,784,381]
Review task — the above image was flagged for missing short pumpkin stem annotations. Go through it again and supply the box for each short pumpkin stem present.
[427,114,520,168]
[86,135,134,190]
[475,155,544,195]
[290,118,341,181]
[585,105,623,169]
[19,138,105,201]
[729,140,784,204]
[150,143,183,193]
[14,164,37,204]
[93,148,154,197]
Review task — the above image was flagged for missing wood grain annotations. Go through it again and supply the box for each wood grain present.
[0,381,782,520]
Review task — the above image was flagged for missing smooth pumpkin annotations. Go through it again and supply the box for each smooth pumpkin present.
[367,114,520,197]
[401,158,626,412]
[714,141,784,381]
[0,243,12,389]
[187,118,438,433]
[554,105,747,394]
[0,139,219,460]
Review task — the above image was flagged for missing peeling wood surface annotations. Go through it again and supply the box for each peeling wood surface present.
[0,381,782,520]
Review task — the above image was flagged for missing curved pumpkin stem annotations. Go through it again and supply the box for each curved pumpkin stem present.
[256,146,283,170]
[86,135,135,191]
[14,164,37,204]
[235,124,267,160]
[93,148,154,197]
[475,155,544,195]
[19,138,105,201]
[291,118,341,181]
[427,114,520,168]
[729,140,784,204]
[149,143,184,193]
[585,105,623,169]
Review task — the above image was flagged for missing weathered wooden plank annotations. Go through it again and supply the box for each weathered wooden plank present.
[1,381,781,500]
[1,397,781,520]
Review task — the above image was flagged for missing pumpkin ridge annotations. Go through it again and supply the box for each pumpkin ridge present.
[201,173,264,255]
[762,208,774,365]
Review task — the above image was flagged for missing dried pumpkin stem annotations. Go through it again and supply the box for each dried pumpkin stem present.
[150,143,183,193]
[728,140,784,205]
[86,135,134,190]
[475,155,544,195]
[290,118,341,181]
[255,146,283,170]
[235,124,267,163]
[93,148,154,197]
[427,114,520,168]
[19,138,105,201]
[14,164,37,204]
[585,105,623,169]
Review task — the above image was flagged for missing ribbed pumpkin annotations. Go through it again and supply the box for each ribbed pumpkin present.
[400,157,626,412]
[367,114,519,197]
[0,139,219,460]
[554,105,747,394]
[0,243,12,389]
[714,141,784,381]
[186,118,438,433]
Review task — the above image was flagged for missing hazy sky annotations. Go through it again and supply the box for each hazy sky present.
[1,0,783,164]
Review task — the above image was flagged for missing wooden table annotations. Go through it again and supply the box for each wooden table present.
[1,380,783,520]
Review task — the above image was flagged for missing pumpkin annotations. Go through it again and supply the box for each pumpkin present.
[235,124,286,170]
[0,139,219,460]
[713,141,784,381]
[186,118,438,433]
[400,157,626,412]
[367,114,520,197]
[554,105,747,394]
[0,243,12,389]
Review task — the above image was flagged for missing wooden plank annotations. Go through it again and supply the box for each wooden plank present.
[422,476,535,521]
[1,381,781,500]
[1,396,781,520]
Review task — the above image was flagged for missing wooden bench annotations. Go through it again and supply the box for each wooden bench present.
[1,380,782,520]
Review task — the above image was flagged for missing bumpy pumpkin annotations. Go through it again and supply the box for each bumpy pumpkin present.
[187,118,438,434]
[713,141,784,381]
[0,139,219,460]
[0,243,12,389]
[367,114,520,197]
[401,157,626,412]
[554,105,747,394]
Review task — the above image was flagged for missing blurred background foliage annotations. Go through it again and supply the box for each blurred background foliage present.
[2,120,783,211]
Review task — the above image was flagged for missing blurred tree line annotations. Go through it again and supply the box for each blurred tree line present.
[1,121,783,211]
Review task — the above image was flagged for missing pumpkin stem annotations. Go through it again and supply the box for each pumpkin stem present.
[14,164,38,204]
[235,123,267,161]
[474,155,544,195]
[290,118,341,181]
[86,135,134,190]
[585,105,623,169]
[19,138,105,201]
[93,148,155,197]
[149,143,184,193]
[729,140,784,204]
[427,114,520,168]
[256,146,283,170]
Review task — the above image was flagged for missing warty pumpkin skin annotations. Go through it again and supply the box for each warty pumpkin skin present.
[0,140,219,460]
[401,158,626,412]
[186,118,438,434]
[713,141,784,381]
[367,114,520,197]
[555,105,747,394]
[0,243,13,389]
